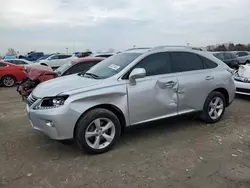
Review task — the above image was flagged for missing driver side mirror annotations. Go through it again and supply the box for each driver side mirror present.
[129,68,146,85]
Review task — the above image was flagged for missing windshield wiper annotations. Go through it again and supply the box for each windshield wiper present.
[83,72,100,79]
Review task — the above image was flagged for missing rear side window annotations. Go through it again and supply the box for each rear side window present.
[0,62,7,67]
[171,52,204,73]
[201,57,218,69]
[134,52,171,76]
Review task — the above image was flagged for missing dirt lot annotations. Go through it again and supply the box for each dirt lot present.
[1,88,250,188]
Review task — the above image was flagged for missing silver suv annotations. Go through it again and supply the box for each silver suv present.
[26,46,236,154]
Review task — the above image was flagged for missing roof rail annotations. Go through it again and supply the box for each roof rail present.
[150,45,203,51]
[124,47,151,51]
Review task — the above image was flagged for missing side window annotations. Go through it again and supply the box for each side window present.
[224,53,232,60]
[0,63,7,67]
[6,60,13,64]
[171,52,204,73]
[237,52,248,57]
[200,56,218,69]
[69,61,99,74]
[50,55,59,60]
[134,52,171,76]
[59,55,71,59]
[213,53,224,61]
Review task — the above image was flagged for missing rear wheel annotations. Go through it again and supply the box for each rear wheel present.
[200,91,226,123]
[2,75,16,87]
[75,108,121,154]
[245,60,250,64]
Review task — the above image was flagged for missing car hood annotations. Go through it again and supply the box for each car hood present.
[238,65,250,78]
[32,74,104,98]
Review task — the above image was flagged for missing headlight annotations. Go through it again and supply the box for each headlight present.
[234,76,250,83]
[34,95,69,110]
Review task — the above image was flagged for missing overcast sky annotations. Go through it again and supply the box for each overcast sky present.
[1,0,250,55]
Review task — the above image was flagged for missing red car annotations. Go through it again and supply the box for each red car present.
[55,57,105,76]
[0,61,27,87]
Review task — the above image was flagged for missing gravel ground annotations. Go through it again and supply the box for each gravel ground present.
[1,87,250,188]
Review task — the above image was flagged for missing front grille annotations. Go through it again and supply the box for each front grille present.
[27,95,38,106]
[236,88,250,94]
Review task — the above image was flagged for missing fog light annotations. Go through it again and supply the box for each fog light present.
[45,120,54,127]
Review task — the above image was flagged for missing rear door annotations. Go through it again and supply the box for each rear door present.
[127,52,178,124]
[170,52,218,113]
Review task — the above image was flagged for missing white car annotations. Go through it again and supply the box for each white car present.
[37,54,77,69]
[234,64,250,95]
[4,59,32,66]
[234,51,250,65]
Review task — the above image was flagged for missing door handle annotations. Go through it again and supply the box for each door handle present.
[164,81,176,87]
[206,76,214,80]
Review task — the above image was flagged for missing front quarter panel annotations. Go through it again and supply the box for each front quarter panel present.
[65,82,129,130]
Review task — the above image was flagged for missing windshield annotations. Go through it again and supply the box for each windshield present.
[85,53,141,78]
[37,54,52,61]
[55,62,71,76]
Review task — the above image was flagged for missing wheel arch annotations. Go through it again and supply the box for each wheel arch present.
[73,104,126,138]
[1,74,17,81]
[212,88,229,106]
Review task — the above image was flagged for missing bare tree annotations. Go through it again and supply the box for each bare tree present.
[6,48,17,56]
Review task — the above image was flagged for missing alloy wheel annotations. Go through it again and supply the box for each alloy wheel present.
[85,118,116,150]
[3,76,15,87]
[208,97,224,120]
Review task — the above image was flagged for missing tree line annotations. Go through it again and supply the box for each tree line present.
[207,43,250,52]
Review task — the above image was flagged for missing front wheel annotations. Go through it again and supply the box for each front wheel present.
[2,75,16,87]
[200,91,226,123]
[75,108,121,154]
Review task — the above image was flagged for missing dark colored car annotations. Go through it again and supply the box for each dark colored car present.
[55,57,105,76]
[213,52,239,69]
[22,52,44,62]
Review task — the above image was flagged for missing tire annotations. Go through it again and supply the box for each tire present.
[245,60,250,64]
[75,108,121,154]
[2,75,16,87]
[200,91,226,123]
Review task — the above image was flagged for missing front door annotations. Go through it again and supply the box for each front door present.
[126,52,178,125]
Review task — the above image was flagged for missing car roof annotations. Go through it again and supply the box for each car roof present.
[71,57,105,65]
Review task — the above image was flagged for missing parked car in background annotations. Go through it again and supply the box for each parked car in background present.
[0,61,27,87]
[37,54,77,69]
[234,64,250,95]
[93,53,115,58]
[4,59,32,66]
[212,52,239,69]
[55,57,104,76]
[22,52,44,62]
[27,46,235,154]
[3,56,17,60]
[234,51,250,65]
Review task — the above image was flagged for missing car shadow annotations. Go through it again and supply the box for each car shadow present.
[235,94,250,101]
[52,114,203,155]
